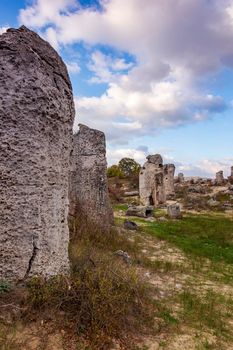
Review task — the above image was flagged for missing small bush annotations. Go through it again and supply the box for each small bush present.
[25,214,154,349]
[0,280,11,294]
[26,257,153,349]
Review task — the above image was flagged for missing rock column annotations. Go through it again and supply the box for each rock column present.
[0,27,75,280]
[139,154,166,206]
[215,171,224,185]
[70,124,113,233]
[163,164,175,198]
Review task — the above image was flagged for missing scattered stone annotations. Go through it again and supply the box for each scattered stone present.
[157,216,167,222]
[207,199,219,207]
[124,220,139,230]
[124,190,139,197]
[0,26,74,281]
[126,205,154,218]
[167,204,182,219]
[69,124,113,233]
[114,250,131,264]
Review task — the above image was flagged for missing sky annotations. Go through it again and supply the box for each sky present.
[0,0,233,177]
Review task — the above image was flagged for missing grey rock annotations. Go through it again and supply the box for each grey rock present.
[124,190,139,197]
[164,163,175,198]
[114,250,131,264]
[69,124,113,233]
[207,199,219,207]
[139,154,166,206]
[178,173,184,183]
[157,216,167,222]
[215,170,225,185]
[0,26,74,281]
[124,220,139,230]
[167,204,182,219]
[126,205,154,218]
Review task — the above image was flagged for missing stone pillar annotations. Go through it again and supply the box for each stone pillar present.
[139,154,166,206]
[178,173,184,183]
[163,164,175,198]
[70,124,113,233]
[215,171,224,185]
[228,166,233,184]
[0,27,75,281]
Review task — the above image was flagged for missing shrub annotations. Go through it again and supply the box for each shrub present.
[0,280,11,294]
[25,217,154,349]
[107,165,124,178]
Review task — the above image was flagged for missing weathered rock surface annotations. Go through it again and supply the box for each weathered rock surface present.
[139,154,166,206]
[164,164,175,198]
[124,220,139,230]
[0,26,75,281]
[228,166,233,184]
[167,204,182,219]
[126,205,154,218]
[215,170,225,185]
[178,173,184,183]
[70,124,113,232]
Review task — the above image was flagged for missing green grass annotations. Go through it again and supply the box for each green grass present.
[179,289,233,338]
[113,203,128,212]
[130,215,233,264]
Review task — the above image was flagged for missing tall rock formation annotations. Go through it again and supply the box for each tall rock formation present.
[215,170,225,185]
[70,124,113,233]
[228,166,233,184]
[163,164,175,198]
[139,154,166,206]
[0,27,75,280]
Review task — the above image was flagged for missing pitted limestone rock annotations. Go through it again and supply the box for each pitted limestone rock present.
[163,164,175,198]
[215,171,225,185]
[70,124,113,232]
[228,166,233,184]
[0,26,75,281]
[139,154,166,206]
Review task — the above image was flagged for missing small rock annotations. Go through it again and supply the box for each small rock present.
[167,204,182,219]
[157,216,167,222]
[207,198,219,207]
[123,219,138,230]
[114,250,131,264]
[126,205,154,218]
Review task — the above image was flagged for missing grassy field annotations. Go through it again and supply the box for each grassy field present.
[1,205,233,349]
[114,204,233,349]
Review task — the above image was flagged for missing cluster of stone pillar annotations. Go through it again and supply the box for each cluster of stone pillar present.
[0,27,112,281]
[139,154,175,206]
[215,167,233,185]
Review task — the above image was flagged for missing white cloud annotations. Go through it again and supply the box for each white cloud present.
[107,148,147,165]
[177,158,233,178]
[88,50,134,84]
[65,61,80,74]
[0,26,9,35]
[19,0,232,146]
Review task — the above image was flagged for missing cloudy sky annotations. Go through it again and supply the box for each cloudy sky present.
[1,0,233,177]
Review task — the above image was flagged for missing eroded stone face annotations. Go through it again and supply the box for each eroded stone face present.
[70,124,113,233]
[228,166,233,184]
[178,173,184,183]
[139,154,166,206]
[215,170,224,185]
[0,26,75,280]
[163,164,175,198]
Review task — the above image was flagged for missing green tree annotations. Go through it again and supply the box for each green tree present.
[118,158,141,178]
[107,164,124,178]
